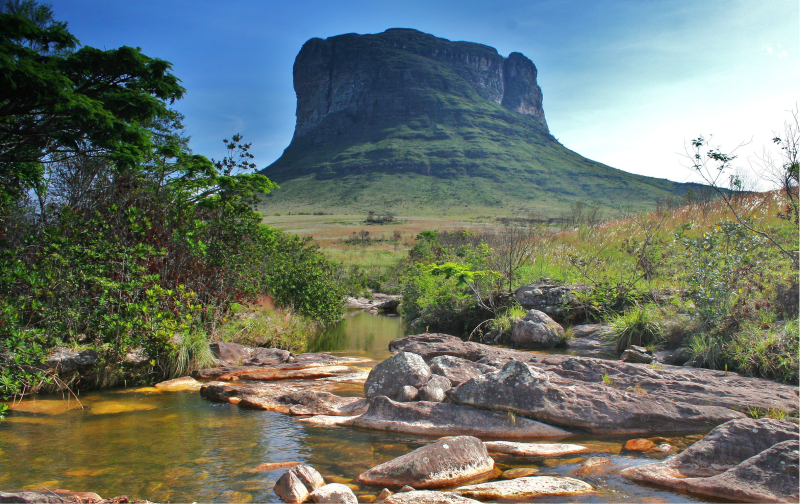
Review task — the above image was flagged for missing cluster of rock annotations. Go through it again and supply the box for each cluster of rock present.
[620,418,799,502]
[345,293,401,313]
[513,281,582,320]
[270,436,596,503]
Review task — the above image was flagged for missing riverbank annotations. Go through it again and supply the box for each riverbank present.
[3,314,797,503]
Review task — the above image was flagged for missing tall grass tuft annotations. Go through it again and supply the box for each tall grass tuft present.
[609,304,663,352]
[171,331,216,378]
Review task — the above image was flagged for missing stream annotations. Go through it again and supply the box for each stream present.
[1,312,711,503]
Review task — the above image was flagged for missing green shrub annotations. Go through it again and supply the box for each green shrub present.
[725,319,798,384]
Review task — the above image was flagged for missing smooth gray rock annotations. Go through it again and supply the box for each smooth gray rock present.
[417,374,452,402]
[357,436,494,489]
[364,352,431,401]
[511,309,564,348]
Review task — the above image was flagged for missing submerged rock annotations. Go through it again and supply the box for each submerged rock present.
[345,396,570,439]
[454,476,593,500]
[449,359,745,435]
[483,441,588,457]
[511,309,564,348]
[154,376,202,392]
[364,352,431,401]
[620,418,799,503]
[274,464,325,503]
[0,490,103,503]
[309,483,357,503]
[623,438,654,452]
[357,436,494,489]
[576,457,613,476]
[383,490,481,504]
[501,467,539,479]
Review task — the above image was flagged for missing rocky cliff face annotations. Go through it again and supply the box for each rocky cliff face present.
[292,29,547,143]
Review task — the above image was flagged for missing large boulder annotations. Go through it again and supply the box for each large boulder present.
[357,436,494,489]
[364,352,431,401]
[449,360,745,435]
[620,418,799,503]
[454,476,593,500]
[309,483,357,503]
[274,464,325,503]
[417,374,452,402]
[514,281,581,320]
[428,356,496,387]
[345,396,570,439]
[46,348,98,373]
[511,309,564,348]
[564,324,616,357]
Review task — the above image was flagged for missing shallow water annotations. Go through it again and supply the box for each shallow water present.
[1,313,711,503]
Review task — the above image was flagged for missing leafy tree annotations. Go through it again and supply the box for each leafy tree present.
[0,0,184,205]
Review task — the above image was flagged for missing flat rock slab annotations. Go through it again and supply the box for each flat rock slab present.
[454,476,594,500]
[450,359,745,435]
[344,396,570,439]
[237,365,360,382]
[384,490,481,504]
[620,418,799,503]
[358,436,494,489]
[391,334,799,415]
[0,490,103,503]
[154,376,202,392]
[428,356,496,387]
[200,380,366,416]
[297,414,361,427]
[483,441,589,457]
[193,353,372,381]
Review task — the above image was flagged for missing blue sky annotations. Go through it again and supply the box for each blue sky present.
[48,0,798,185]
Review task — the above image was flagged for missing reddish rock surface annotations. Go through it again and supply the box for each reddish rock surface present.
[620,418,799,503]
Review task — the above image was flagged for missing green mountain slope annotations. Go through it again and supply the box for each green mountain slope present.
[261,28,699,216]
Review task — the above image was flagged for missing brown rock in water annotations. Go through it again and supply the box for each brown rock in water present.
[511,309,564,348]
[345,396,570,439]
[483,441,588,457]
[501,467,539,479]
[193,352,371,381]
[274,464,325,503]
[0,490,103,503]
[247,461,301,473]
[454,476,594,500]
[389,334,799,415]
[364,352,431,401]
[309,483,357,504]
[449,360,745,435]
[620,418,799,503]
[376,488,392,500]
[357,436,494,489]
[384,491,481,504]
[623,438,655,452]
[154,376,202,392]
[576,457,613,476]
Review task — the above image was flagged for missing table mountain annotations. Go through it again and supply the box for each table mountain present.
[261,28,699,215]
